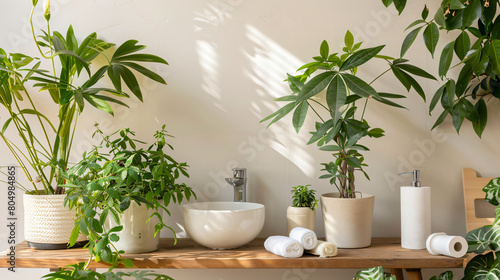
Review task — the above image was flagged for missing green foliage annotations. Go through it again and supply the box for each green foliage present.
[291,185,318,210]
[42,262,174,280]
[261,30,433,198]
[62,124,195,269]
[429,271,453,280]
[484,178,500,206]
[385,0,500,138]
[354,266,396,280]
[0,4,168,194]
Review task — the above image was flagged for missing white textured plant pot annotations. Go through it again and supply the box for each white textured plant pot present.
[24,193,87,249]
[321,192,375,248]
[107,201,160,254]
[286,206,315,235]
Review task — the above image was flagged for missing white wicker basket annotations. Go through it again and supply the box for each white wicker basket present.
[23,193,87,245]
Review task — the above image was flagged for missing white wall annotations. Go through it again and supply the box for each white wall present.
[1,0,498,279]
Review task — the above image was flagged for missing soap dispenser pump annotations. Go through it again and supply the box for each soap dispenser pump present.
[399,170,431,249]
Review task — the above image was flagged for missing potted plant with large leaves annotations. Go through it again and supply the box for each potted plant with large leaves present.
[383,0,498,137]
[0,1,169,249]
[63,124,196,258]
[262,30,434,248]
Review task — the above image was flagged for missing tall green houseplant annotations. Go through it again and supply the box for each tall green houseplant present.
[262,30,434,198]
[0,0,169,194]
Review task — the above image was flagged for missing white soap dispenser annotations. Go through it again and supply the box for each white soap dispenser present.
[399,170,431,249]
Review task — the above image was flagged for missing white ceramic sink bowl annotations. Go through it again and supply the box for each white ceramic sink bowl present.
[183,202,265,249]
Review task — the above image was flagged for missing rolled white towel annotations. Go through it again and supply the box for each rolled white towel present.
[306,240,338,258]
[289,227,318,250]
[264,236,304,258]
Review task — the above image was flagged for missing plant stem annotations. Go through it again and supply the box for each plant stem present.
[307,101,326,123]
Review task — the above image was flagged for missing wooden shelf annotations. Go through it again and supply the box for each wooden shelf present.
[0,238,467,270]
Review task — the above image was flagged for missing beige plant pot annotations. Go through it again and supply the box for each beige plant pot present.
[24,193,87,249]
[286,206,315,235]
[106,201,160,253]
[321,192,375,248]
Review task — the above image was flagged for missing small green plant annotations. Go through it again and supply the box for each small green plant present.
[291,184,318,210]
[52,124,196,276]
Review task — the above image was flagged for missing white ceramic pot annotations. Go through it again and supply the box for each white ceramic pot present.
[106,201,160,253]
[24,193,87,249]
[286,206,315,235]
[321,192,375,248]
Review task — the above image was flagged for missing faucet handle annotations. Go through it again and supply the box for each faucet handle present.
[232,168,246,179]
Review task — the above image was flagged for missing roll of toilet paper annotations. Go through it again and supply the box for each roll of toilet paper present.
[401,186,431,249]
[426,232,468,258]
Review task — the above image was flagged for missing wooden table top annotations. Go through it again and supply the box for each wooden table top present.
[0,238,468,269]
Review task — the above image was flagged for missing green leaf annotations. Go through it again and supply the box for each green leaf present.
[320,40,329,60]
[401,27,422,58]
[431,110,449,130]
[473,98,487,138]
[292,101,309,133]
[381,0,393,7]
[390,65,411,91]
[84,208,96,218]
[307,120,333,145]
[429,84,446,114]
[434,7,446,27]
[344,31,354,50]
[489,40,500,76]
[112,53,168,65]
[319,145,342,151]
[326,75,346,124]
[341,73,378,98]
[372,96,406,109]
[340,45,385,71]
[396,63,436,80]
[484,177,500,206]
[346,157,362,168]
[260,102,296,127]
[394,0,407,15]
[109,234,120,242]
[450,0,466,9]
[462,0,482,28]
[83,94,114,115]
[421,5,429,20]
[355,266,392,280]
[463,252,500,280]
[123,258,134,268]
[466,226,500,253]
[109,225,124,233]
[119,62,167,85]
[68,225,80,248]
[423,22,439,58]
[112,40,147,60]
[119,196,131,212]
[439,41,455,78]
[454,31,471,61]
[297,71,335,103]
[287,74,304,93]
[79,219,89,235]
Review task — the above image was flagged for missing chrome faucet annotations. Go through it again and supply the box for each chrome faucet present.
[225,168,247,202]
